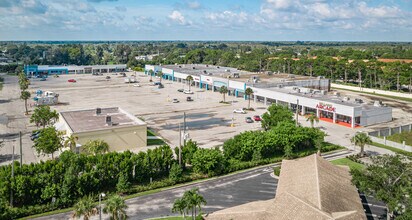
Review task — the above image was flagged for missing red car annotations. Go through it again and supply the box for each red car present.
[68,79,76,83]
[253,115,262,121]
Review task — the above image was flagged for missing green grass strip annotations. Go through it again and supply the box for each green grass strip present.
[370,142,412,157]
[332,87,412,103]
[331,158,364,170]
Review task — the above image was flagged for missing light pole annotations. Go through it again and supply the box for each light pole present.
[296,99,299,126]
[99,193,106,220]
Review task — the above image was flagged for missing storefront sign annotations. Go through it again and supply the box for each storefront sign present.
[316,102,336,112]
[193,77,200,82]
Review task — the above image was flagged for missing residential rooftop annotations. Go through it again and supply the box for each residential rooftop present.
[60,107,145,133]
[206,154,367,220]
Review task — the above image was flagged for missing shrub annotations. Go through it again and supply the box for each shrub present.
[192,148,226,177]
[273,166,281,176]
[169,163,183,182]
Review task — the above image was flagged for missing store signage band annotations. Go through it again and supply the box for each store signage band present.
[316,102,336,112]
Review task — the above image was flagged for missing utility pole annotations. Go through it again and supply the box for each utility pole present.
[10,144,14,207]
[19,131,22,167]
[397,71,400,92]
[296,99,299,126]
[183,112,186,146]
[178,123,182,167]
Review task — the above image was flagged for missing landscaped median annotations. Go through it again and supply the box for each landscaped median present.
[370,142,412,157]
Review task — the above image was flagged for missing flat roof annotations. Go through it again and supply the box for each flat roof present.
[36,64,127,71]
[60,107,145,133]
[163,64,251,78]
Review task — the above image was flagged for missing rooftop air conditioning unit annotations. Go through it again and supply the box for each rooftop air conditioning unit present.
[217,66,220,68]
[225,69,230,72]
[192,67,196,69]
[106,115,112,126]
[320,90,327,95]
[334,92,340,97]
[293,87,298,90]
[296,89,301,93]
[96,108,102,115]
[373,101,383,107]
[278,84,283,88]
[343,97,350,101]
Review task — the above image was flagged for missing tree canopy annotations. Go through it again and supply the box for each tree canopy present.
[261,104,294,131]
[30,105,59,128]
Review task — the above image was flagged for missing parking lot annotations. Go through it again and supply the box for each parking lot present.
[27,73,268,149]
[1,71,412,165]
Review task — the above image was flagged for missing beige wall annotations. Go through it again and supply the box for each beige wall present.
[74,125,147,152]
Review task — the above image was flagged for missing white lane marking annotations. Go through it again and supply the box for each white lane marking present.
[259,190,275,194]
[363,203,387,209]
[261,182,277,186]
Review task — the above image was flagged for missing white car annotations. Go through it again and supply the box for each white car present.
[133,84,141,87]
[183,90,194,94]
[172,99,180,103]
[233,109,246,114]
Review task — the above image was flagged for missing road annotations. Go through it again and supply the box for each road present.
[33,150,386,220]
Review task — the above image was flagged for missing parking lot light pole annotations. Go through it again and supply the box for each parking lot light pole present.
[296,99,299,126]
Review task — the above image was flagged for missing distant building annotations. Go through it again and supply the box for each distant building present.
[59,107,147,152]
[24,64,127,77]
[206,154,367,220]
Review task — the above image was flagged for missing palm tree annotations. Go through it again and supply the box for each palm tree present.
[183,188,206,220]
[72,196,97,220]
[245,87,254,109]
[157,71,163,85]
[306,113,319,128]
[219,86,228,102]
[20,90,31,115]
[148,69,154,82]
[350,132,372,157]
[64,134,78,151]
[186,75,193,91]
[103,194,128,220]
[171,198,188,219]
[83,139,109,155]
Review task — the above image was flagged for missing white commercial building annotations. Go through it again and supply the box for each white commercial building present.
[145,64,392,128]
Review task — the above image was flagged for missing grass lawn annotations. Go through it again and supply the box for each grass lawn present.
[370,142,412,157]
[147,138,166,146]
[147,129,157,136]
[331,158,364,171]
[386,131,412,146]
[332,87,412,103]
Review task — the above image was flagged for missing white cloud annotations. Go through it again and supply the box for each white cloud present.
[168,10,191,25]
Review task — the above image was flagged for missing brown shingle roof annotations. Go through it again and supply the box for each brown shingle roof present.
[205,154,366,220]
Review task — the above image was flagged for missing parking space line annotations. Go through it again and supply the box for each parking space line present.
[363,203,387,209]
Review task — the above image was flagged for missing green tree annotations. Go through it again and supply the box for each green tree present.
[306,113,319,128]
[192,148,225,176]
[261,104,294,131]
[171,198,188,219]
[219,86,228,102]
[20,90,31,115]
[116,174,131,194]
[351,155,412,220]
[183,188,207,219]
[148,69,154,82]
[103,194,128,220]
[175,139,199,168]
[30,105,59,128]
[64,134,78,151]
[245,87,254,109]
[169,163,183,182]
[350,132,372,157]
[72,196,97,220]
[186,75,193,91]
[33,127,63,159]
[82,139,109,155]
[157,71,163,85]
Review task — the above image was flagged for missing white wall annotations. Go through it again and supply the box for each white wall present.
[174,71,189,79]
[361,107,392,126]
[229,80,246,90]
[162,67,174,75]
[201,75,213,84]
[332,83,412,99]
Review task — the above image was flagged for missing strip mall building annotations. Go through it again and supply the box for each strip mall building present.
[24,64,127,77]
[146,64,392,128]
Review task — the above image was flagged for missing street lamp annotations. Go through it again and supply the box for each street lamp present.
[99,193,106,220]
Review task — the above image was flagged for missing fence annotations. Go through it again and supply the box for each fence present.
[368,124,412,152]
[331,83,412,99]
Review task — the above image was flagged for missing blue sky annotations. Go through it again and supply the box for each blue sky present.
[1,0,412,41]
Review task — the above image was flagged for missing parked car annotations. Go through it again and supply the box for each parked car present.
[233,109,246,114]
[68,79,76,83]
[158,84,164,89]
[183,90,194,94]
[253,115,262,121]
[177,89,184,92]
[133,84,141,87]
[186,96,193,101]
[172,99,180,103]
[40,78,46,81]
[154,82,161,86]
[106,76,111,80]
[245,117,254,123]
[30,131,41,141]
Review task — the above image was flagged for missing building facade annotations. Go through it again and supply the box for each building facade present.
[59,107,146,152]
[145,64,392,128]
[25,64,127,77]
